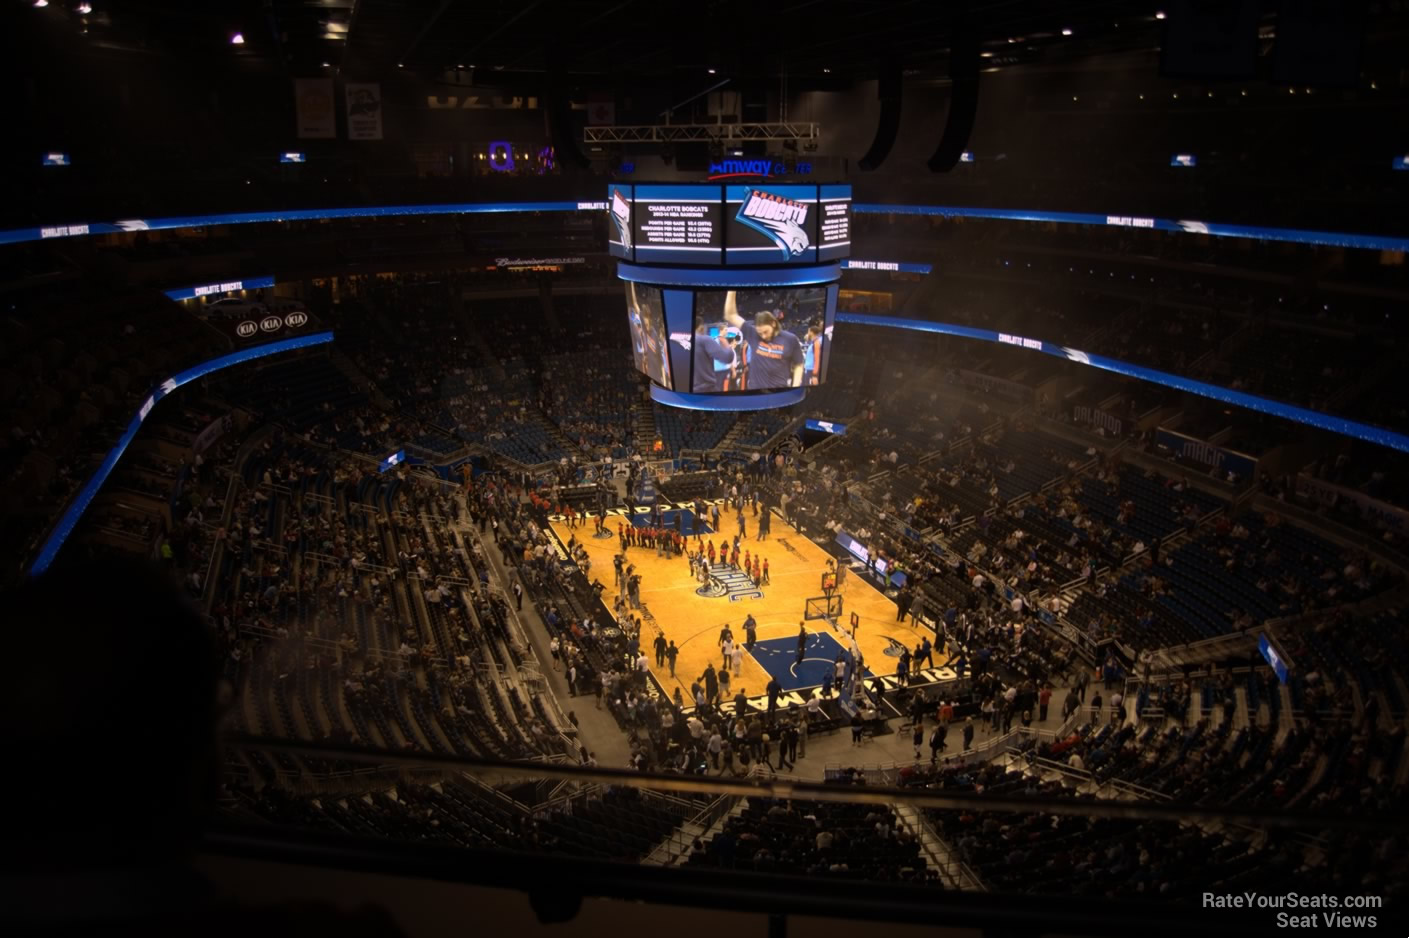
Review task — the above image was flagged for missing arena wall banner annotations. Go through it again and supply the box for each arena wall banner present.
[958,369,1033,404]
[345,83,384,141]
[1295,473,1409,536]
[1155,428,1258,482]
[294,78,337,139]
[1072,405,1123,436]
[219,309,313,343]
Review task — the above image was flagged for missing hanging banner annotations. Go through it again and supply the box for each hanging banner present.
[586,93,615,125]
[294,78,336,139]
[345,82,384,141]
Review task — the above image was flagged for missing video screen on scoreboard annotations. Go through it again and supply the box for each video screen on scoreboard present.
[631,184,723,265]
[608,184,633,259]
[625,282,672,387]
[724,184,817,265]
[691,286,828,392]
[816,184,852,262]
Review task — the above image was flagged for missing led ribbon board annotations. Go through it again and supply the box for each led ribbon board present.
[835,313,1409,454]
[9,198,1405,252]
[28,332,336,576]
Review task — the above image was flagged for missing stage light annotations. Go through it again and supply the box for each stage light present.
[1061,28,1073,36]
[708,68,716,74]
[34,0,49,8]
[1155,11,1166,20]
[230,32,244,44]
[77,2,92,12]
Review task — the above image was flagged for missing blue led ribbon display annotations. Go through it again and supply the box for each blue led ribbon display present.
[836,313,1409,454]
[849,204,1409,253]
[29,331,336,576]
[6,198,1407,252]
[616,262,841,288]
[650,385,806,411]
[162,275,277,301]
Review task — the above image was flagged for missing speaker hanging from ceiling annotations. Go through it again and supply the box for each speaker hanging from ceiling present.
[928,6,980,173]
[857,64,903,171]
[544,67,591,171]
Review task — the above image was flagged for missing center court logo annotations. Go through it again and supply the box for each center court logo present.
[880,636,909,657]
[736,189,810,259]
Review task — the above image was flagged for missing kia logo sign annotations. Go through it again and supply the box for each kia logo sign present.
[260,316,282,332]
[284,311,308,328]
[236,320,258,338]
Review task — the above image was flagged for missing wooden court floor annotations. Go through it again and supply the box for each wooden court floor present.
[547,508,938,703]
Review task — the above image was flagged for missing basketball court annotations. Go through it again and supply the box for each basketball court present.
[547,504,951,705]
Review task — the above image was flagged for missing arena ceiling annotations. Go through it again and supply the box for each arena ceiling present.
[33,0,1180,82]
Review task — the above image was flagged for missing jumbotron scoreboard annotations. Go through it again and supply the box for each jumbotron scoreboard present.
[609,182,852,411]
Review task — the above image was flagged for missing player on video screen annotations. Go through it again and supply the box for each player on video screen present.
[801,321,824,386]
[627,282,671,386]
[693,322,740,393]
[722,289,804,390]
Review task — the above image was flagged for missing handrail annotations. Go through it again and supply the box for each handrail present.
[220,734,1398,832]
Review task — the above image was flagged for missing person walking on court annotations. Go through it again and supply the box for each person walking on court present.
[729,642,744,676]
[796,623,808,665]
[743,614,758,650]
[666,641,679,677]
[654,632,668,668]
[703,665,719,707]
[929,723,947,762]
[913,722,925,760]
[766,678,781,718]
[738,510,747,540]
[762,558,770,585]
[850,711,865,746]
[782,720,799,768]
[721,636,735,671]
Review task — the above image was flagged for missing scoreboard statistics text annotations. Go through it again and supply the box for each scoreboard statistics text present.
[607,183,851,266]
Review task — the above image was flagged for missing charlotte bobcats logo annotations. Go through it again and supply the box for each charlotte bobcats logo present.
[236,321,258,338]
[880,635,909,657]
[737,189,810,259]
